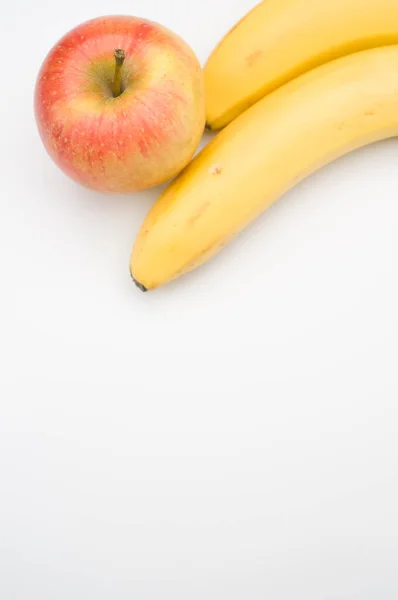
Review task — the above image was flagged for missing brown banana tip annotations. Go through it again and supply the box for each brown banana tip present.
[130,267,148,292]
[133,278,148,292]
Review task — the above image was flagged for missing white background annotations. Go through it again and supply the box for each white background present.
[1,0,398,598]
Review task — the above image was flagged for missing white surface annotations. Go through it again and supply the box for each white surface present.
[1,0,398,598]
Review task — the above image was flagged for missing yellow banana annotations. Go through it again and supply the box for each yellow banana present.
[205,0,398,130]
[131,46,398,291]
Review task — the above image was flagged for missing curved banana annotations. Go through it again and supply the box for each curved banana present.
[131,46,398,291]
[205,0,398,130]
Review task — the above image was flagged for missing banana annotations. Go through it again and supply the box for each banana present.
[131,46,398,291]
[205,0,398,130]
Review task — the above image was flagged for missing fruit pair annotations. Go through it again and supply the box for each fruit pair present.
[36,2,398,291]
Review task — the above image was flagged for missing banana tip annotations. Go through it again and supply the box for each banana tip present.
[130,269,148,292]
[133,278,148,293]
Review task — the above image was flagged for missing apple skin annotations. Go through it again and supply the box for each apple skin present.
[34,16,206,193]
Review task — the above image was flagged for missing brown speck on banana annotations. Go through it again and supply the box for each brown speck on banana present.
[209,163,222,175]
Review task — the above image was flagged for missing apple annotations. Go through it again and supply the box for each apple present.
[34,16,205,193]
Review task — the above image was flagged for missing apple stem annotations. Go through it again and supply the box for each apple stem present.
[113,49,126,98]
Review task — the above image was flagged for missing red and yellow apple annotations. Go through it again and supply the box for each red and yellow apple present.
[34,16,205,193]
